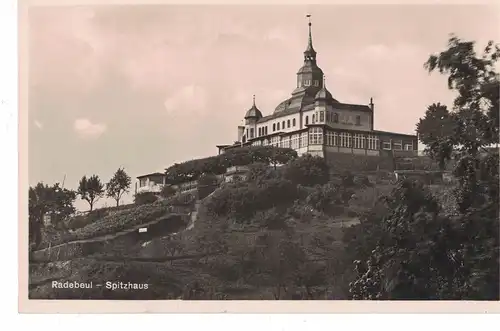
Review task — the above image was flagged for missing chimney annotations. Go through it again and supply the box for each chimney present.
[237,125,245,143]
[369,97,375,129]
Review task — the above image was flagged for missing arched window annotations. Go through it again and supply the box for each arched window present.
[277,122,280,130]
[273,123,276,131]
[287,120,290,128]
[312,114,315,123]
[282,121,285,129]
[320,111,325,122]
[305,116,309,125]
[333,113,339,123]
[356,115,361,126]
[292,118,296,127]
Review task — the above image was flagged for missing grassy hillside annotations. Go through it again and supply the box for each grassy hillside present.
[30,153,475,300]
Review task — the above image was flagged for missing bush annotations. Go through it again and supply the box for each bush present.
[165,192,197,206]
[353,174,372,187]
[165,146,297,185]
[160,185,177,198]
[134,192,159,205]
[197,173,219,199]
[204,178,299,222]
[70,200,173,242]
[283,154,329,186]
[326,153,394,172]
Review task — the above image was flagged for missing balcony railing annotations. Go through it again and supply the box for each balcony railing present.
[137,183,164,193]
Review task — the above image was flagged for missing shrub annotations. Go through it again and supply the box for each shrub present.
[204,178,299,222]
[160,185,177,198]
[283,154,329,186]
[165,146,297,185]
[134,192,159,205]
[70,200,173,242]
[165,192,197,206]
[197,173,219,199]
[353,174,372,187]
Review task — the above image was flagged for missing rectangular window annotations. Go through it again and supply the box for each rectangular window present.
[404,143,413,151]
[352,134,365,149]
[367,135,378,150]
[287,120,291,128]
[320,111,325,122]
[263,139,269,146]
[139,178,147,187]
[291,134,300,149]
[250,128,254,139]
[314,80,319,87]
[393,141,402,150]
[326,131,334,146]
[271,136,280,147]
[383,141,392,150]
[258,128,261,136]
[280,137,290,148]
[340,132,351,148]
[309,127,323,145]
[333,113,339,123]
[355,115,361,126]
[300,132,308,148]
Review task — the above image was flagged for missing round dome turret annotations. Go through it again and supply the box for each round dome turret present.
[244,95,263,119]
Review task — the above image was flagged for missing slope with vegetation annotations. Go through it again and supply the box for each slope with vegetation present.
[29,34,499,300]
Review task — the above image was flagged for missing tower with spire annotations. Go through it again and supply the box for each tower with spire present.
[214,13,417,160]
[294,14,324,96]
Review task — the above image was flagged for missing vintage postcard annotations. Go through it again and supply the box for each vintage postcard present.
[19,0,500,313]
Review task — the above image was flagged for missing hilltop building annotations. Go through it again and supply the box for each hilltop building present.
[137,16,419,193]
[216,16,418,158]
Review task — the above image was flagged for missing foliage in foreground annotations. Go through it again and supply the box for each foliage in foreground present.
[164,146,298,185]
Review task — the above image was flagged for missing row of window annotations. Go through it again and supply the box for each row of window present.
[305,112,362,126]
[299,79,321,88]
[250,130,414,151]
[270,118,297,134]
[252,112,365,140]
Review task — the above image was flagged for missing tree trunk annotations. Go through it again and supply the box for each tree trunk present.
[116,198,120,207]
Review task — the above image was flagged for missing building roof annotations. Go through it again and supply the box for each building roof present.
[244,95,263,119]
[136,172,165,179]
[372,130,417,138]
[315,85,335,101]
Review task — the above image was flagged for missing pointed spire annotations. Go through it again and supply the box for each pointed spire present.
[305,14,314,53]
[252,94,256,107]
[323,75,326,88]
[307,15,312,50]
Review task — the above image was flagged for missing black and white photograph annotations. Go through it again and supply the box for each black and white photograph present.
[22,1,499,307]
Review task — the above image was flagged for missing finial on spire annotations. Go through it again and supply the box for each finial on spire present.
[323,75,326,88]
[252,94,256,106]
[306,14,313,50]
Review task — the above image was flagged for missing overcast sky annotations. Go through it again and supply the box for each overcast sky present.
[27,4,499,210]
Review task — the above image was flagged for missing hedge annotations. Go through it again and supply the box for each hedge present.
[164,146,297,185]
